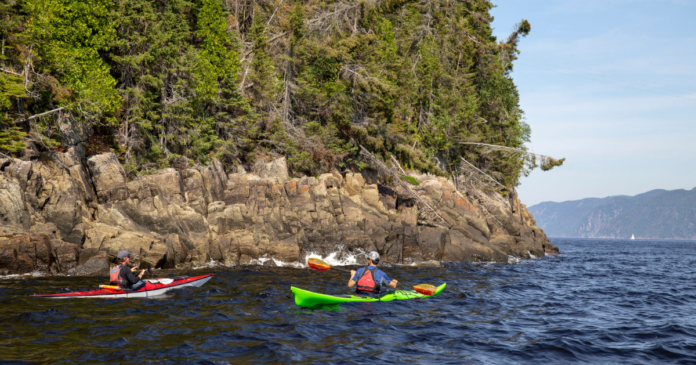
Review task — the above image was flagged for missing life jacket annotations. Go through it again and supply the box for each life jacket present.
[356,265,380,294]
[109,264,123,285]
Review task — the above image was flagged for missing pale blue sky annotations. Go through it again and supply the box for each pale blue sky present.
[489,0,696,206]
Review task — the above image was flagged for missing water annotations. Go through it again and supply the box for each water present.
[1,238,696,364]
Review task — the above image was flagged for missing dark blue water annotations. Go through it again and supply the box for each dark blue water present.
[1,238,695,364]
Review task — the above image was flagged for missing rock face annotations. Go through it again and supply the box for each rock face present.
[0,152,558,275]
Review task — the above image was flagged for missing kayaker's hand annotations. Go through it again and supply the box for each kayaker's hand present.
[139,269,145,278]
[131,266,139,272]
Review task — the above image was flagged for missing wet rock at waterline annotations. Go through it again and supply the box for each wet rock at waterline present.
[0,153,558,275]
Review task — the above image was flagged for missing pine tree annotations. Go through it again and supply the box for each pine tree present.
[24,0,121,120]
[247,8,277,108]
[0,0,562,183]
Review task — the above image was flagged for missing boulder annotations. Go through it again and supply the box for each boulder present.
[38,174,84,245]
[443,230,506,263]
[53,240,80,272]
[0,234,53,274]
[182,169,207,216]
[200,158,227,203]
[3,159,33,190]
[58,113,92,150]
[140,242,172,269]
[87,153,128,203]
[417,226,446,261]
[0,174,31,229]
[71,249,109,276]
[252,157,288,183]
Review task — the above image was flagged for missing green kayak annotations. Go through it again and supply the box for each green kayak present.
[291,283,446,308]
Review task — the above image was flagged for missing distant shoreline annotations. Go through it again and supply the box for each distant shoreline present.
[549,237,696,242]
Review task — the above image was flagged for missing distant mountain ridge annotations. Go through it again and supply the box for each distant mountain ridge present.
[528,188,696,240]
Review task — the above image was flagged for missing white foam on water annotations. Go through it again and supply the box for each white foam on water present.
[407,260,441,267]
[303,246,367,267]
[168,246,371,270]
[0,271,46,280]
[247,255,305,268]
[508,255,520,264]
[192,258,222,270]
[528,251,537,259]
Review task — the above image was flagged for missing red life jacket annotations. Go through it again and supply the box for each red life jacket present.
[109,264,122,285]
[356,266,380,294]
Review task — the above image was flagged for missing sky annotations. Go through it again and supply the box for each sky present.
[489,0,696,206]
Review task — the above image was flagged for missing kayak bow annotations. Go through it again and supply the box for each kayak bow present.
[31,274,214,299]
[291,283,446,308]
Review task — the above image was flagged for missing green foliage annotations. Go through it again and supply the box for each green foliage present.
[24,0,121,118]
[288,3,305,46]
[540,157,566,171]
[195,0,241,99]
[399,175,419,186]
[0,72,27,154]
[0,73,25,110]
[248,8,277,105]
[0,126,26,154]
[0,0,557,186]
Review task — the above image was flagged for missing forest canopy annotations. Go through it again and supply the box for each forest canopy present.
[0,0,562,188]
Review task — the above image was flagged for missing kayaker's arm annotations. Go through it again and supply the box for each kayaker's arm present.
[121,265,145,284]
[348,270,357,288]
[388,279,398,288]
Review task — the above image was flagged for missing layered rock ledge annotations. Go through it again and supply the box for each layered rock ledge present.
[0,151,558,276]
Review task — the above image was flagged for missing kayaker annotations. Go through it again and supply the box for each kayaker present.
[114,250,146,290]
[109,255,141,285]
[348,252,397,294]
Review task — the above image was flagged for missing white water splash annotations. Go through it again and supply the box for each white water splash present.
[189,249,366,270]
[0,271,46,280]
[247,255,305,269]
[407,260,441,267]
[191,258,222,270]
[303,246,367,267]
[507,255,520,264]
[527,251,537,259]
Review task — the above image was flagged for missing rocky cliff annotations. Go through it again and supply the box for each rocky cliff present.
[0,148,557,276]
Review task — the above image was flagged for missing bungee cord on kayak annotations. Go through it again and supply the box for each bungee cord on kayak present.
[299,254,444,308]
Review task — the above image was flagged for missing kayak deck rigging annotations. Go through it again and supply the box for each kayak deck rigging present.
[31,274,214,299]
[291,283,446,308]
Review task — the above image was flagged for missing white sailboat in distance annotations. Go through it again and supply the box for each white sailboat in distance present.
[630,234,635,240]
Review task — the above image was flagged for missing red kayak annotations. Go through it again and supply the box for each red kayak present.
[31,274,214,299]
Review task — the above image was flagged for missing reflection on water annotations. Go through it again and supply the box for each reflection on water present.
[1,239,696,364]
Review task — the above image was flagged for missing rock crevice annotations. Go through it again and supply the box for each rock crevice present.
[0,151,558,275]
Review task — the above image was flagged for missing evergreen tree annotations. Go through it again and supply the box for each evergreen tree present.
[247,8,277,108]
[0,0,562,185]
[24,0,121,119]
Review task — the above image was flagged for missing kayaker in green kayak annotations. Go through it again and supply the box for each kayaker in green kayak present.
[348,252,397,294]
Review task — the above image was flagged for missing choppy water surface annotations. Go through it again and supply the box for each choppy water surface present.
[1,238,696,364]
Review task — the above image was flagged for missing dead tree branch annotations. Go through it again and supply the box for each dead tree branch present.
[459,142,565,171]
[460,157,505,189]
[359,145,450,227]
[1,68,22,77]
[16,106,66,123]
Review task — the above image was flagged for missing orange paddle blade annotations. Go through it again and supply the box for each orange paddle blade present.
[307,258,331,271]
[413,284,437,296]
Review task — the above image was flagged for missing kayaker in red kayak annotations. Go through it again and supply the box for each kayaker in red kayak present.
[348,252,398,294]
[112,250,146,290]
